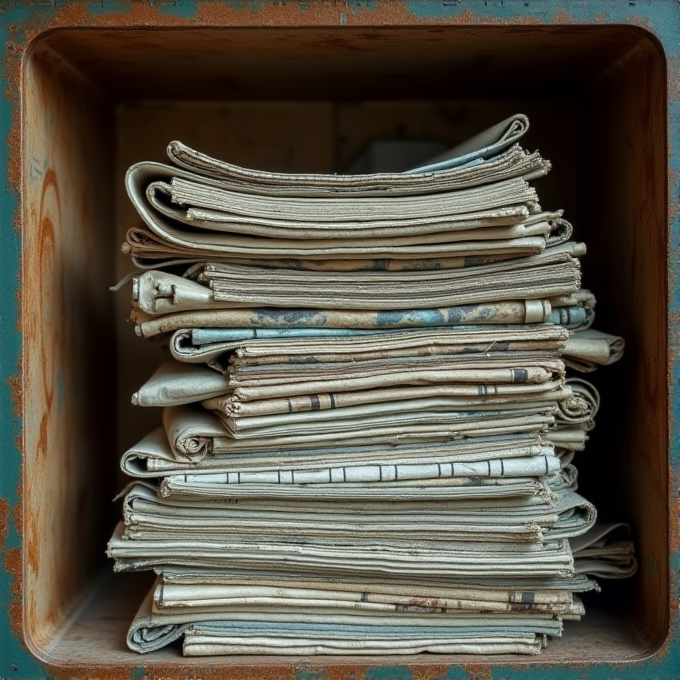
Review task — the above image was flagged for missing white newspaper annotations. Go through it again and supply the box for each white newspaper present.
[562,329,625,372]
[108,522,575,577]
[169,323,568,367]
[131,243,582,314]
[162,404,558,460]
[114,113,633,658]
[571,523,637,579]
[167,115,536,191]
[122,115,558,268]
[127,579,566,655]
[121,429,552,477]
[120,483,593,544]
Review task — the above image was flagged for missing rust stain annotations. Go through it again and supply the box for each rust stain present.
[37,659,589,680]
[1,1,678,677]
[626,14,656,33]
[12,493,22,539]
[457,665,492,680]
[670,496,680,565]
[15,270,21,333]
[4,42,23,671]
[7,373,21,420]
[5,547,23,637]
[8,600,22,640]
[5,38,22,236]
[3,13,25,639]
[0,497,9,551]
[14,432,21,464]
[5,0,558,35]
[669,169,679,224]
[192,3,544,27]
[4,10,25,638]
[551,10,573,24]
[6,549,21,598]
[669,59,680,104]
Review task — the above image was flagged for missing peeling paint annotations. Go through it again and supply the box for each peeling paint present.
[7,374,21,420]
[5,547,22,637]
[0,498,8,551]
[670,59,680,104]
[550,10,572,24]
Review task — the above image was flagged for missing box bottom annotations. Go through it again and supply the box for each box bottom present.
[38,571,655,669]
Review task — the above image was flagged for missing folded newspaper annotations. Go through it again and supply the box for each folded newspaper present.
[111,113,635,657]
[124,116,555,268]
[132,243,583,314]
[121,428,555,478]
[126,578,575,655]
[131,299,556,339]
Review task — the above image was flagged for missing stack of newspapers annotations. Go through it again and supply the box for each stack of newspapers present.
[108,114,636,657]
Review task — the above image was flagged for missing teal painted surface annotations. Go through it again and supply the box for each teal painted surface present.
[0,0,677,678]
[86,0,130,15]
[156,0,199,18]
[365,666,414,680]
[128,667,147,680]
[295,669,329,680]
[0,1,45,679]
[437,667,482,680]
[406,0,680,47]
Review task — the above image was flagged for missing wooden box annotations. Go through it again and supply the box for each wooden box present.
[0,1,677,677]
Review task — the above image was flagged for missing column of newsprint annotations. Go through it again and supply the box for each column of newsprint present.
[108,115,636,656]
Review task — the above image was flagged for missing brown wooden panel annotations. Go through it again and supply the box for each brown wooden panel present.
[22,42,117,651]
[19,22,669,669]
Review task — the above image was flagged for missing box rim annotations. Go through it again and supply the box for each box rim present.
[1,1,678,678]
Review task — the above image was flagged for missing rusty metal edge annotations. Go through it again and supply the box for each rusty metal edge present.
[0,1,676,678]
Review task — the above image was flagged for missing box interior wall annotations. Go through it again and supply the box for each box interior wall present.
[21,25,668,668]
